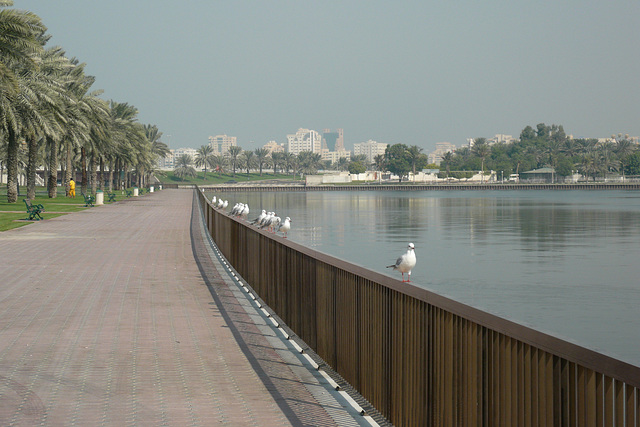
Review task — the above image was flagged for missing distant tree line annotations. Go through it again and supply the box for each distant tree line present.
[440,124,638,181]
[438,124,637,182]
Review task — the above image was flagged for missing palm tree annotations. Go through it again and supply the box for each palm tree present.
[373,154,386,172]
[145,124,169,185]
[614,136,635,181]
[472,139,491,182]
[210,154,227,176]
[254,147,269,176]
[174,154,197,181]
[0,5,47,202]
[240,150,255,175]
[195,144,214,180]
[271,151,284,175]
[226,146,242,177]
[297,151,322,176]
[406,145,423,181]
[441,151,454,180]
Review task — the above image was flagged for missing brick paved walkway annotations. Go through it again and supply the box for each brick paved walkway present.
[0,189,374,426]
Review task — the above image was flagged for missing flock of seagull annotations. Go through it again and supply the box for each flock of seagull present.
[209,195,416,281]
[210,196,292,238]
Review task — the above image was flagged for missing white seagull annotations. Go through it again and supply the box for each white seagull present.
[241,204,250,219]
[386,243,417,282]
[251,210,266,225]
[278,217,291,238]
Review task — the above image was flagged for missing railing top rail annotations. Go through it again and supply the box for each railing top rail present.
[197,187,640,388]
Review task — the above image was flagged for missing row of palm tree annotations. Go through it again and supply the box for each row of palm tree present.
[175,146,328,180]
[0,2,169,202]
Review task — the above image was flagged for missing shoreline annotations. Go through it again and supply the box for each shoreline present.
[175,182,640,192]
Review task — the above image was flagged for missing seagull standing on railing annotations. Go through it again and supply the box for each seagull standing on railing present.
[241,204,250,219]
[387,243,416,282]
[251,210,266,225]
[259,212,274,229]
[278,217,291,238]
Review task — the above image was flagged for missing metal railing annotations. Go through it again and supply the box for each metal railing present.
[197,189,640,426]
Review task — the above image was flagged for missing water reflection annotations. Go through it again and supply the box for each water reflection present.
[208,190,640,366]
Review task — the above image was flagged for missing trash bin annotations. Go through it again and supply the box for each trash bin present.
[133,187,139,197]
[150,186,154,193]
[159,185,163,190]
[95,190,104,205]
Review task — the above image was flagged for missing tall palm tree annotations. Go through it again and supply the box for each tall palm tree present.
[0,5,47,202]
[271,151,284,175]
[174,154,196,181]
[195,144,213,180]
[472,139,491,182]
[297,151,322,176]
[226,146,242,177]
[406,145,423,181]
[441,151,454,180]
[254,147,269,176]
[614,136,635,181]
[210,154,227,176]
[240,150,255,175]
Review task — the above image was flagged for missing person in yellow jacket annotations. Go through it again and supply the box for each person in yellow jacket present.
[69,178,76,198]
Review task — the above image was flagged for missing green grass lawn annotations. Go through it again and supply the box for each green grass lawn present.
[157,171,300,185]
[0,187,138,231]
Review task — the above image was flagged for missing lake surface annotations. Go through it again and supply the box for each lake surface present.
[207,189,640,367]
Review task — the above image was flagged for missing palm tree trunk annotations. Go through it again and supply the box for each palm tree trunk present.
[108,160,114,192]
[81,146,88,196]
[47,136,58,198]
[65,140,73,196]
[90,153,98,195]
[26,134,38,200]
[6,127,19,203]
[99,157,105,190]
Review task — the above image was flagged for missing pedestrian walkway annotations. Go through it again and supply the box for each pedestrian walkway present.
[0,189,376,426]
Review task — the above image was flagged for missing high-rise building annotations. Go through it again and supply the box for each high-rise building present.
[353,140,388,164]
[287,128,322,155]
[208,135,237,155]
[322,128,344,152]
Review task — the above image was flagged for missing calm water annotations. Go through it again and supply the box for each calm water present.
[207,190,640,367]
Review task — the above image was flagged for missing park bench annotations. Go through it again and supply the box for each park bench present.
[139,187,145,195]
[107,192,116,202]
[23,199,45,220]
[125,190,133,197]
[82,193,95,207]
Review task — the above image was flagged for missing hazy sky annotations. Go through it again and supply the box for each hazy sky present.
[24,1,640,151]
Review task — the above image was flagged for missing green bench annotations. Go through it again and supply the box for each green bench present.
[23,199,45,220]
[107,192,117,202]
[139,187,145,195]
[82,193,95,207]
[125,190,133,198]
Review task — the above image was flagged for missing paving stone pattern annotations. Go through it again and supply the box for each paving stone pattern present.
[0,190,372,426]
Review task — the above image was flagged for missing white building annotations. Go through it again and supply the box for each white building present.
[172,147,198,164]
[428,142,456,165]
[287,128,322,155]
[263,140,285,155]
[353,140,388,164]
[208,135,237,156]
[321,150,351,164]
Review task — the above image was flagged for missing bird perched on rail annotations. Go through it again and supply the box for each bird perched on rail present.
[241,204,250,219]
[229,203,243,216]
[251,210,266,225]
[387,243,416,282]
[278,217,291,238]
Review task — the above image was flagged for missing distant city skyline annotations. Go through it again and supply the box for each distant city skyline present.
[27,1,640,153]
